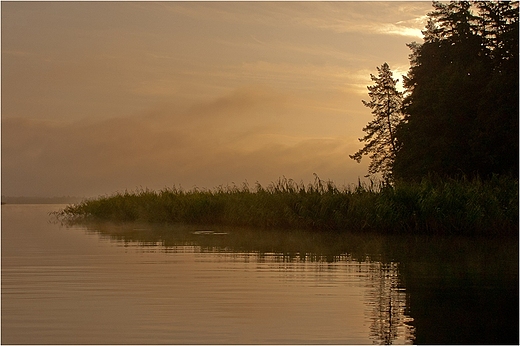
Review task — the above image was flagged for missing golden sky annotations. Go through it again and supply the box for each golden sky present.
[2,1,432,198]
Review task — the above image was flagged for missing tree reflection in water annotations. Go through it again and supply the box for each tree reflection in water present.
[72,221,517,345]
[366,262,414,345]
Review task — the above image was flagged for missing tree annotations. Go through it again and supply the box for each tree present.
[472,1,519,176]
[393,1,518,181]
[350,63,403,181]
[475,1,519,66]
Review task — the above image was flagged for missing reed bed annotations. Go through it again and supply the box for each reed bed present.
[56,175,518,235]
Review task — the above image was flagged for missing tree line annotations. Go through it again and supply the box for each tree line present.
[351,1,518,182]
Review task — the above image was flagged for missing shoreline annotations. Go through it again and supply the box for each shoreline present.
[55,176,519,236]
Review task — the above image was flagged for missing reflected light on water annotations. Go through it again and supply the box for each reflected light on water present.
[2,205,417,344]
[84,221,416,344]
[5,204,518,344]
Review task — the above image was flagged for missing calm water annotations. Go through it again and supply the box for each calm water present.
[2,204,518,344]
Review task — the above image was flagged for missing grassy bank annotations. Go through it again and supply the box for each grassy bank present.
[56,175,518,235]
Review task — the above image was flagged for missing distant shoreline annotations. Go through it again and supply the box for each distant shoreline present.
[1,196,85,205]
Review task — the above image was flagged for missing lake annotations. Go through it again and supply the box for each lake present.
[2,204,518,344]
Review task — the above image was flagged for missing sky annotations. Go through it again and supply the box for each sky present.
[1,1,433,198]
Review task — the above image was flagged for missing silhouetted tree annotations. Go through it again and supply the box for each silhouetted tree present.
[471,1,519,176]
[393,1,518,181]
[350,63,403,181]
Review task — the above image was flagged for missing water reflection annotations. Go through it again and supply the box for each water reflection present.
[366,263,414,345]
[90,225,416,344]
[80,221,518,345]
[94,225,415,344]
[87,222,391,262]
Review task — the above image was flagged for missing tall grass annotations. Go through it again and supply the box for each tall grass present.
[56,175,518,236]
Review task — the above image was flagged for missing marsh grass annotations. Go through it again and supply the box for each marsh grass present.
[56,175,518,235]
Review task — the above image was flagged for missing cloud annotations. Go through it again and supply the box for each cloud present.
[246,2,430,38]
[152,2,430,39]
[131,79,180,97]
[2,87,368,197]
[185,86,288,120]
[373,24,424,39]
[3,2,421,197]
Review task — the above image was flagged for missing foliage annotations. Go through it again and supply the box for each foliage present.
[393,1,519,181]
[350,63,404,181]
[56,175,518,236]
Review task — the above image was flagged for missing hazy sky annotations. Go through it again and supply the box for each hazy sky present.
[2,1,432,198]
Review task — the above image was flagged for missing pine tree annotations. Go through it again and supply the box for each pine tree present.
[476,1,519,66]
[350,63,403,181]
[472,1,519,176]
[393,1,518,181]
[396,2,487,180]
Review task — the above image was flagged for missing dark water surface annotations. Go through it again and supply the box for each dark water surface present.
[2,204,518,344]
